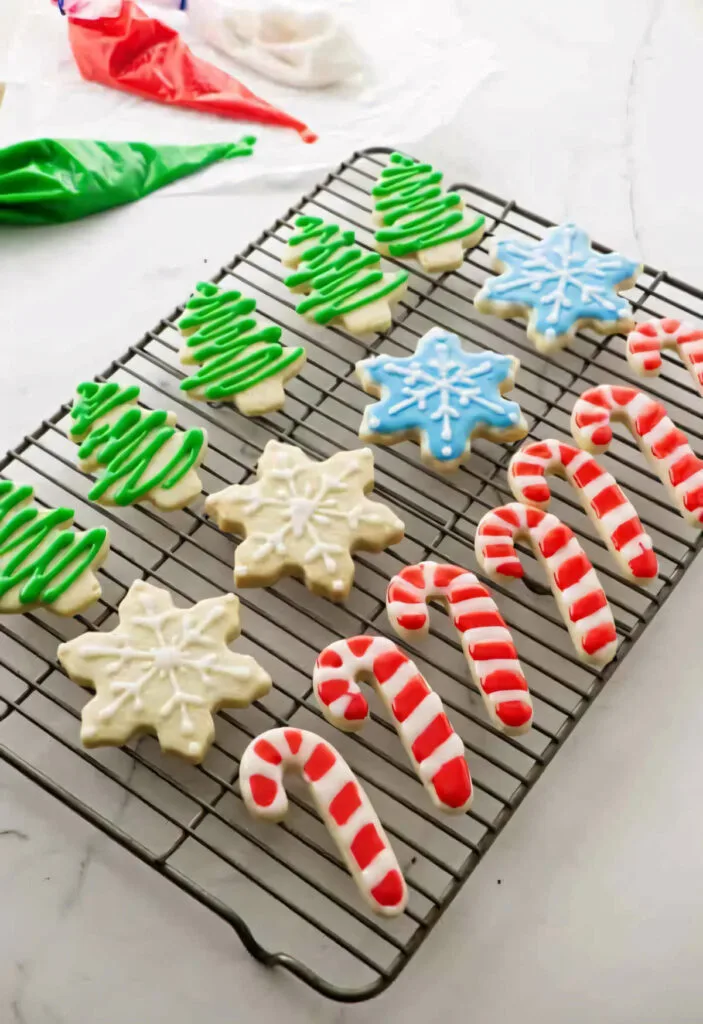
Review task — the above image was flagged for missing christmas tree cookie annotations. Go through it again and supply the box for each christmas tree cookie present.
[474,222,642,354]
[69,381,207,510]
[282,215,408,334]
[179,282,306,415]
[0,479,108,615]
[205,440,404,601]
[58,580,272,763]
[372,153,485,273]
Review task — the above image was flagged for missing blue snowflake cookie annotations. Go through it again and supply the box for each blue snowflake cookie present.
[356,327,527,472]
[474,222,642,354]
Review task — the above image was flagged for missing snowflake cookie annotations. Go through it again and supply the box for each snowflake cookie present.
[58,580,271,763]
[474,222,642,354]
[357,328,527,472]
[204,441,404,601]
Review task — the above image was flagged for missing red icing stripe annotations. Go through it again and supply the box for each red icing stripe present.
[411,713,453,763]
[317,648,342,669]
[525,442,552,459]
[328,780,362,826]
[539,523,572,558]
[469,640,517,661]
[581,389,611,409]
[449,583,490,602]
[522,483,551,503]
[479,523,513,537]
[374,647,408,683]
[304,742,336,782]
[350,822,384,870]
[636,322,659,337]
[631,338,660,352]
[249,774,277,807]
[494,507,522,527]
[629,549,658,578]
[253,738,282,765]
[572,458,603,488]
[575,410,607,428]
[591,484,625,518]
[611,516,642,550]
[570,589,607,622]
[496,561,524,578]
[434,564,464,587]
[347,636,374,657]
[611,386,637,406]
[482,668,528,694]
[669,453,701,486]
[285,729,302,754]
[482,543,516,559]
[643,356,661,371]
[513,462,544,477]
[554,553,590,590]
[399,565,425,588]
[392,675,430,722]
[582,623,617,655]
[590,425,613,448]
[396,612,428,631]
[370,869,405,908]
[526,507,543,528]
[661,318,681,334]
[454,610,504,632]
[651,427,687,459]
[432,757,472,809]
[387,581,422,605]
[318,679,350,705]
[559,443,579,465]
[635,402,666,436]
[495,699,532,729]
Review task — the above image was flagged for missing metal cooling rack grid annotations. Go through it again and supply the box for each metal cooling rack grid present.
[1,146,702,1003]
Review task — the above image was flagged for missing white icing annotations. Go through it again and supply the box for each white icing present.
[461,625,513,645]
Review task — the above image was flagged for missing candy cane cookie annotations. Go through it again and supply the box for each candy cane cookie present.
[508,439,657,582]
[313,635,472,813]
[475,504,618,666]
[571,384,703,527]
[239,727,408,916]
[386,562,532,735]
[626,318,703,396]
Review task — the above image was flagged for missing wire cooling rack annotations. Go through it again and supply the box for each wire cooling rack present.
[2,147,703,1003]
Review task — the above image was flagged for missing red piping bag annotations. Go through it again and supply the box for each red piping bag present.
[66,2,317,142]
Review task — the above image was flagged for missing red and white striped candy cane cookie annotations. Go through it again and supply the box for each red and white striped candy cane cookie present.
[626,318,703,395]
[475,503,618,666]
[313,635,472,813]
[386,562,532,736]
[508,439,657,582]
[571,384,703,527]
[239,727,407,916]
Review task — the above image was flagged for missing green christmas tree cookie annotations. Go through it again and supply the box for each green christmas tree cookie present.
[70,381,207,510]
[372,153,485,273]
[0,480,108,615]
[282,215,408,335]
[179,282,306,415]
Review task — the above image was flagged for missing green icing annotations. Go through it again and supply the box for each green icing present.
[0,480,107,606]
[284,215,408,325]
[373,153,485,257]
[179,282,304,401]
[70,381,206,506]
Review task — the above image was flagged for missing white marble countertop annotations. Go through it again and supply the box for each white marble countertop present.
[2,1,703,1021]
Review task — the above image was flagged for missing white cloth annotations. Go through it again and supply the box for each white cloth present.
[187,0,363,88]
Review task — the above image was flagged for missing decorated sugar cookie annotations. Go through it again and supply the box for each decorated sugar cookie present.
[70,381,207,510]
[179,282,306,415]
[282,215,408,334]
[356,327,527,472]
[240,727,408,916]
[0,479,108,616]
[626,318,703,396]
[205,440,404,601]
[474,222,642,354]
[58,580,271,763]
[372,153,485,273]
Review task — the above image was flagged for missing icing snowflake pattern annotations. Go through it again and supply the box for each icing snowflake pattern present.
[58,581,271,762]
[205,442,404,600]
[358,328,524,463]
[477,222,640,345]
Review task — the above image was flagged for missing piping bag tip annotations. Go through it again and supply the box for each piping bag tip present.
[300,129,318,144]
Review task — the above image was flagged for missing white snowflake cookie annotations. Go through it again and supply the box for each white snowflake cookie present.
[357,327,528,472]
[58,580,272,763]
[204,441,405,601]
[474,222,642,354]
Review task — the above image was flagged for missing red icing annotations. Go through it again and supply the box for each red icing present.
[396,612,428,631]
[392,675,430,722]
[582,623,617,655]
[581,389,611,409]
[450,583,489,602]
[481,543,515,560]
[344,693,369,720]
[434,564,464,587]
[495,561,524,578]
[469,640,517,662]
[494,506,521,527]
[661,318,681,334]
[558,443,579,466]
[347,636,374,657]
[388,582,422,604]
[495,699,533,729]
[629,549,658,578]
[249,774,278,807]
[611,516,642,550]
[526,507,543,528]
[522,483,551,503]
[650,427,687,459]
[398,564,425,588]
[635,401,666,437]
[318,678,351,705]
[591,484,624,518]
[572,458,603,488]
[570,589,606,622]
[284,729,302,754]
[513,461,545,477]
[539,523,573,558]
[317,648,343,669]
[589,425,613,448]
[636,321,659,337]
[479,523,513,536]
[523,442,552,460]
[432,757,472,808]
[610,386,637,406]
[253,738,282,765]
[373,647,407,683]
[370,869,405,908]
[683,486,703,513]
[328,781,362,826]
[482,669,528,694]
[454,609,504,632]
[669,453,701,487]
[350,822,384,870]
[304,742,335,781]
[411,713,452,763]
[554,553,590,590]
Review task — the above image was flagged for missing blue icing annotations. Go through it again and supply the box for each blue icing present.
[483,222,640,339]
[360,328,522,462]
